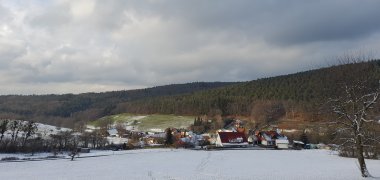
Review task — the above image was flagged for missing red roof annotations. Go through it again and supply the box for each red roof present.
[218,132,248,144]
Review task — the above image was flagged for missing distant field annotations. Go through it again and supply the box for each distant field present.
[90,114,195,131]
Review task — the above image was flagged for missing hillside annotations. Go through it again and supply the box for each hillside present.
[0,82,236,127]
[90,114,195,132]
[120,60,380,122]
[1,61,379,128]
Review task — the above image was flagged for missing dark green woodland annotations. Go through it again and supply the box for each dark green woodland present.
[0,60,379,128]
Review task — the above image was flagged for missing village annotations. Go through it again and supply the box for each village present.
[93,117,329,152]
[0,116,328,160]
[1,118,379,180]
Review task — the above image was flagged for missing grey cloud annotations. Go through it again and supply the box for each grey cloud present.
[0,0,380,94]
[131,1,380,45]
[28,4,72,29]
[0,41,25,66]
[268,1,380,45]
[0,5,10,21]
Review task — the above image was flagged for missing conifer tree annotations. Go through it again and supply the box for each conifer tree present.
[165,128,173,145]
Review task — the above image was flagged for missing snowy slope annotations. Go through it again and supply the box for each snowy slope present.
[36,123,71,135]
[0,149,379,180]
[2,122,71,140]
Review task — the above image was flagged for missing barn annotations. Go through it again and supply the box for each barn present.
[215,131,248,148]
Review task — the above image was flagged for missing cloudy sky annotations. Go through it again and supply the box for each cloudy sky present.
[0,0,380,94]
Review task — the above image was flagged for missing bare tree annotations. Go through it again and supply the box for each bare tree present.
[9,120,21,148]
[79,132,91,148]
[0,119,9,143]
[115,123,127,137]
[21,121,38,148]
[328,81,379,177]
[89,129,107,149]
[251,101,286,126]
[69,134,80,161]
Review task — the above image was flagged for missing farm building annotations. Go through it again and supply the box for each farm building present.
[215,131,248,147]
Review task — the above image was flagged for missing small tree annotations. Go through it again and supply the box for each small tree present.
[299,130,309,147]
[69,148,78,161]
[328,81,379,177]
[165,128,173,146]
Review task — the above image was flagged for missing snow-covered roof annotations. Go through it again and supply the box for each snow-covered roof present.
[275,139,289,144]
[217,129,234,132]
[277,136,288,140]
[293,140,304,144]
[147,133,165,138]
[262,133,272,141]
[282,129,298,133]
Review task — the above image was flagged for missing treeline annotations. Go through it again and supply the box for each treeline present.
[0,119,38,153]
[0,119,111,153]
[0,82,237,128]
[121,60,380,119]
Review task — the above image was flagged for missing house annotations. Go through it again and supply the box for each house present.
[257,131,275,146]
[215,131,248,147]
[257,130,289,149]
[201,133,217,145]
[275,138,289,149]
[223,119,246,133]
[144,133,165,145]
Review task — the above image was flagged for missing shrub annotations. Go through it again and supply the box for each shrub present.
[1,157,20,161]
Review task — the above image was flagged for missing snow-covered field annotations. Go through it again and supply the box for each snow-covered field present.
[1,149,379,180]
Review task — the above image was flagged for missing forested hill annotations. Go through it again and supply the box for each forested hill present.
[121,60,380,118]
[1,61,379,128]
[0,82,238,127]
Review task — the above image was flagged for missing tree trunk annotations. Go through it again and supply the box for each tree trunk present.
[356,135,371,177]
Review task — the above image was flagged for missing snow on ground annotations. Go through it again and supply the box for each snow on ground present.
[149,128,164,133]
[0,152,54,160]
[36,123,71,133]
[106,136,128,144]
[0,150,129,160]
[0,149,379,180]
[2,122,71,140]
